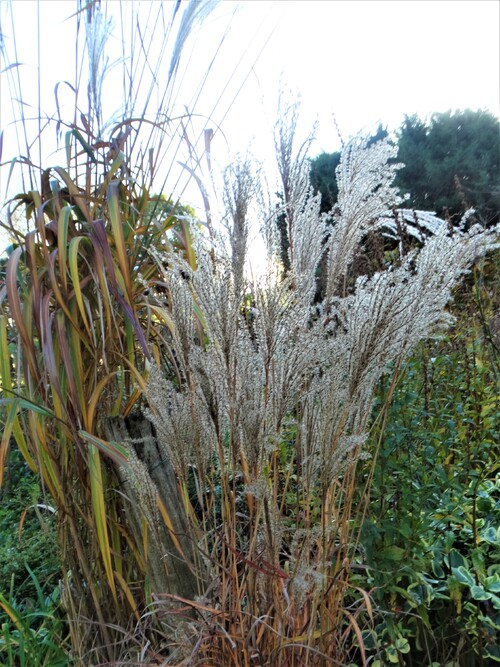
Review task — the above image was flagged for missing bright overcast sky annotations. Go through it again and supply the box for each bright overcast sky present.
[214,0,500,156]
[0,0,499,225]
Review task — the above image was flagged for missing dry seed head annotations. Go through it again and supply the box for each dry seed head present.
[84,8,115,132]
[119,441,160,533]
[222,159,256,290]
[290,565,325,607]
[245,476,270,503]
[325,135,403,296]
[145,365,212,479]
[143,114,499,618]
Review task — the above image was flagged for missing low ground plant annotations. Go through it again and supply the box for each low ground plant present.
[0,564,69,667]
[0,452,66,666]
[0,451,59,606]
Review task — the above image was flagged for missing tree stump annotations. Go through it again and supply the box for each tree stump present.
[104,415,202,602]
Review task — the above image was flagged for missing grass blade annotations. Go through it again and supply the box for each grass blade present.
[79,430,130,467]
[88,442,117,601]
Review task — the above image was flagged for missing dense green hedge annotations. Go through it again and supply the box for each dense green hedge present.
[350,252,500,666]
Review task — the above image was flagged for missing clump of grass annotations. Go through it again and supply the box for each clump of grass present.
[0,564,69,667]
[140,104,498,664]
[0,0,238,661]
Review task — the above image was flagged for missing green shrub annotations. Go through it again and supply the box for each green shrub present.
[0,451,60,609]
[352,253,500,665]
[0,452,67,666]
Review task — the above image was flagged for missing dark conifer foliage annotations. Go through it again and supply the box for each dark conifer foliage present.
[395,110,499,225]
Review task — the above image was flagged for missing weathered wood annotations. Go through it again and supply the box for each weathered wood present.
[104,415,201,601]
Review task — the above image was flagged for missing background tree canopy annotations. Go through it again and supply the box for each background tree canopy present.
[396,110,500,225]
[309,151,341,214]
[309,110,499,225]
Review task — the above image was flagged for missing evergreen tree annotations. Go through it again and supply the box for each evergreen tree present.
[309,151,341,214]
[396,110,500,225]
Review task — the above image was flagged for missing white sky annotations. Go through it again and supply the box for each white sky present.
[215,0,500,156]
[0,0,499,247]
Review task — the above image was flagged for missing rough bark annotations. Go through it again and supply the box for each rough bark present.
[104,415,201,602]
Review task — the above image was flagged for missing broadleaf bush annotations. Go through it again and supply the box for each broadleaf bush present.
[351,251,500,666]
